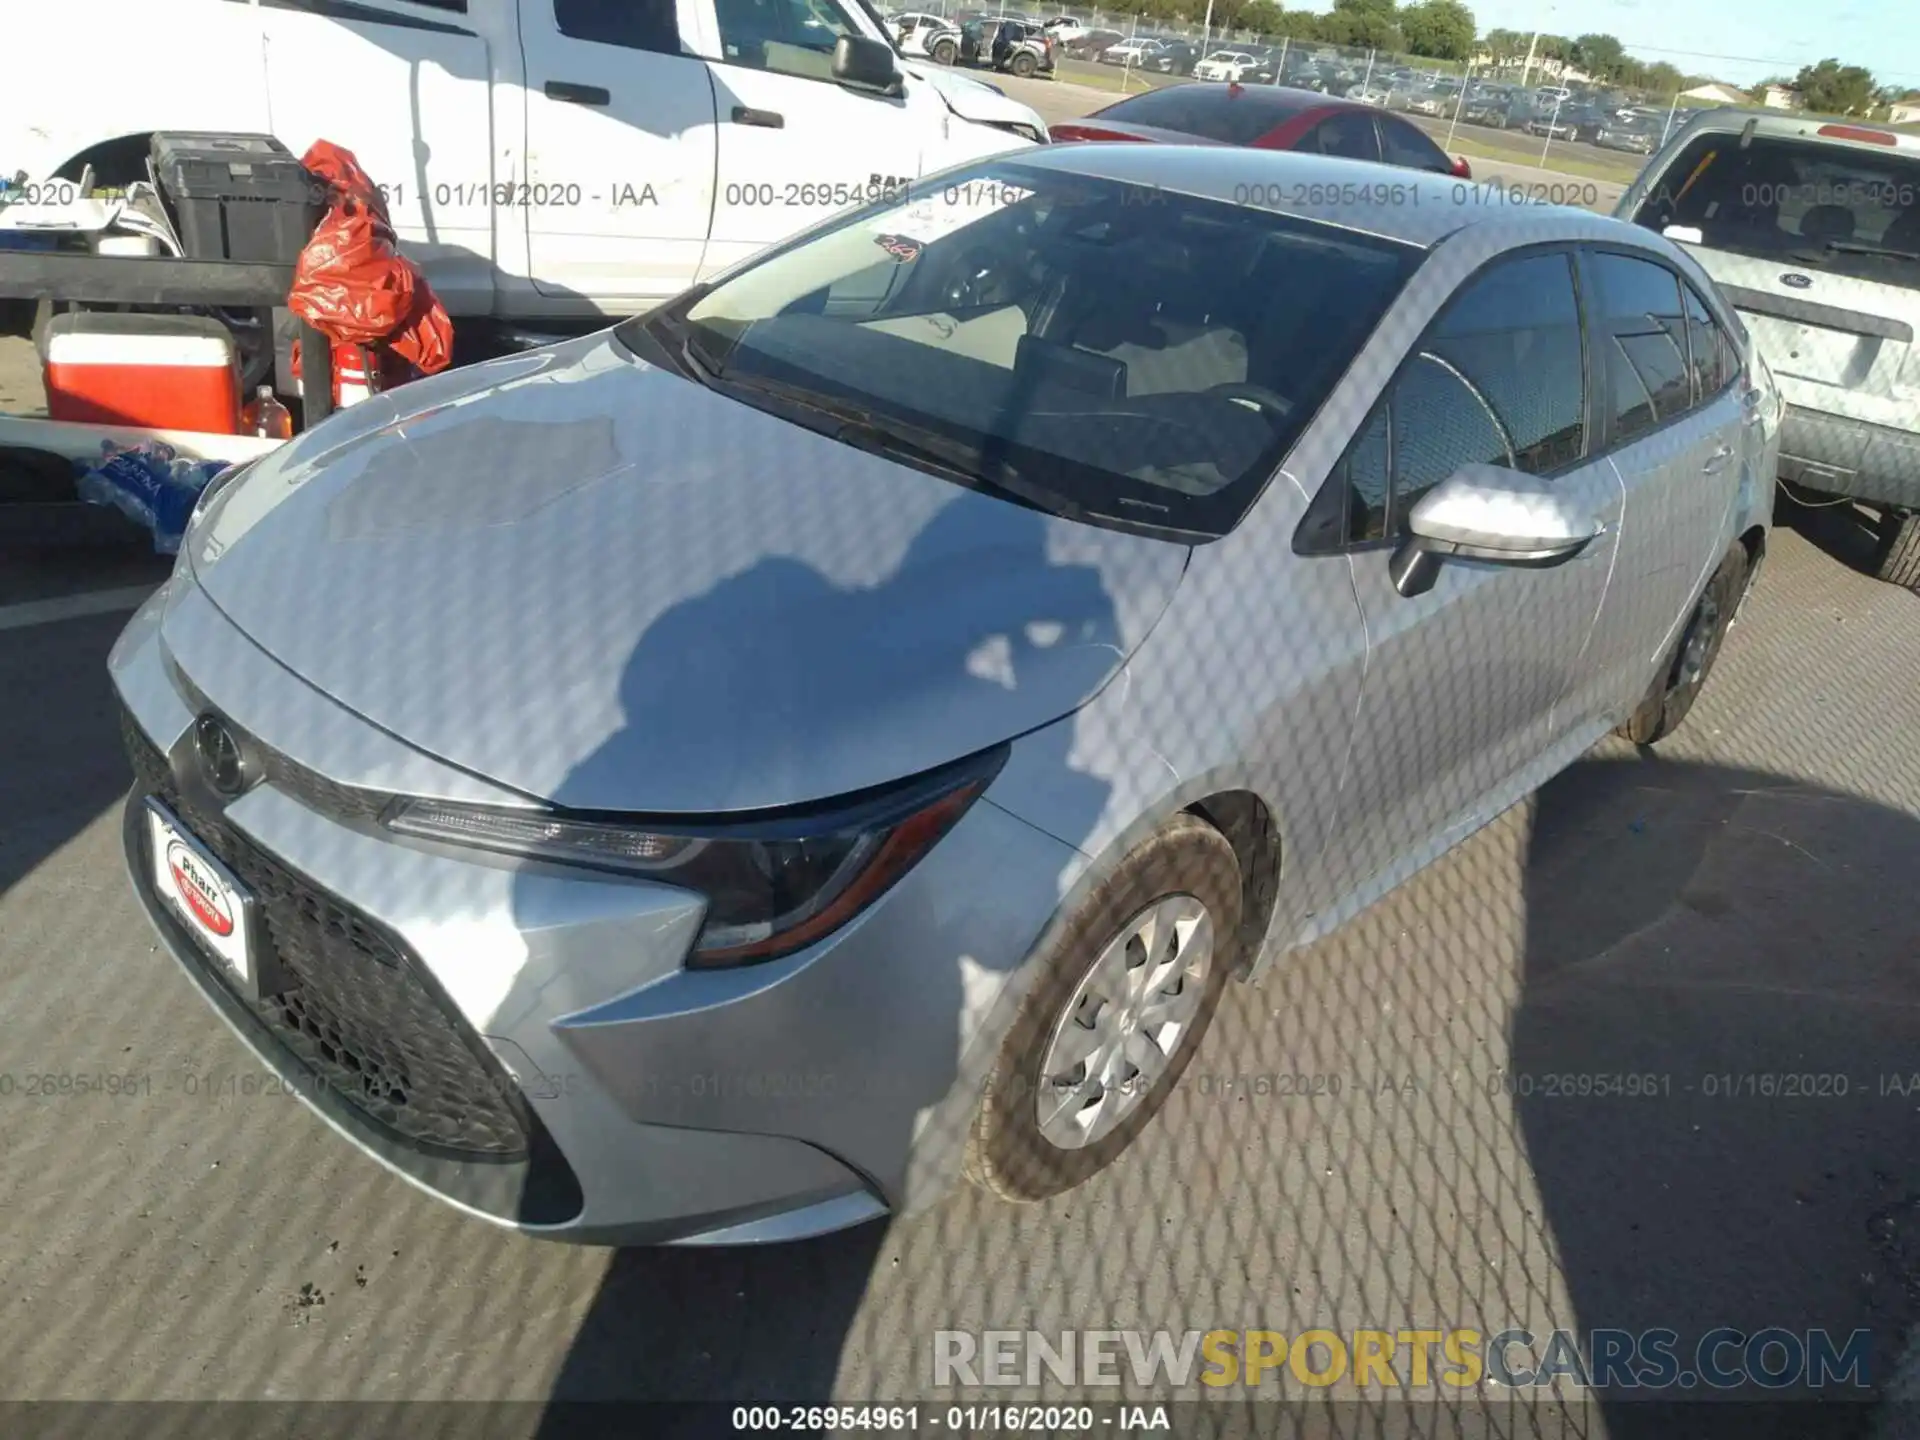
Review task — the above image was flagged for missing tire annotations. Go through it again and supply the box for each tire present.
[1617,547,1749,746]
[965,813,1242,1203]
[932,38,957,65]
[1870,508,1920,591]
[1009,51,1037,77]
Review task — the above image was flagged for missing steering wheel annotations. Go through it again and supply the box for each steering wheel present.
[943,247,1006,309]
[1207,382,1292,418]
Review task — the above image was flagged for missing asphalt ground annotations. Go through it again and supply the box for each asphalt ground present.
[0,125,1916,1431]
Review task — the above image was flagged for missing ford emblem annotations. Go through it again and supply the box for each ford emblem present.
[1781,272,1813,289]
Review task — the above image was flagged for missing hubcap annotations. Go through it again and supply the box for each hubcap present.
[1034,895,1214,1151]
[1676,589,1722,689]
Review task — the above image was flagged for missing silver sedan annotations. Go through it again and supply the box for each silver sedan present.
[111,144,1778,1244]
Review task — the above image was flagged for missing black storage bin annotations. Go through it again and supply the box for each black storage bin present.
[150,133,326,265]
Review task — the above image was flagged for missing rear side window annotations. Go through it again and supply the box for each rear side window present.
[1311,113,1381,162]
[556,0,681,51]
[1678,281,1743,402]
[1379,118,1453,174]
[1342,251,1588,542]
[1589,252,1692,445]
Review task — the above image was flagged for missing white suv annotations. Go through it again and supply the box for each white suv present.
[1619,108,1920,589]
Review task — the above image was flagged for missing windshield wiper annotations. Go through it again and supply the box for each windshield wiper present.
[1821,239,1920,264]
[707,369,1082,518]
[1790,240,1920,267]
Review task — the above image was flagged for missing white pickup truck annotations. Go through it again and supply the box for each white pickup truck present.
[0,0,1047,320]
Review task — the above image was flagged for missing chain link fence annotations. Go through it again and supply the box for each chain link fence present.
[888,2,1725,182]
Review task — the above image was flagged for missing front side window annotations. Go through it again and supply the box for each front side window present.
[715,0,857,78]
[1590,251,1692,445]
[626,163,1419,538]
[1340,251,1589,543]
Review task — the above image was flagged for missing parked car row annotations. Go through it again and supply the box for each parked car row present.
[887,9,1059,76]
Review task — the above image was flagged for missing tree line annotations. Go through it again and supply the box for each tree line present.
[1108,0,1908,113]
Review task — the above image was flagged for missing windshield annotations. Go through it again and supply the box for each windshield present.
[622,162,1418,539]
[1634,133,1920,288]
[849,0,904,51]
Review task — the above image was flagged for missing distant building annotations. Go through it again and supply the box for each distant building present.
[1891,97,1920,125]
[1760,84,1802,110]
[1682,82,1748,105]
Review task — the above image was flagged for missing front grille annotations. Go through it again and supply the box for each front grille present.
[123,711,531,1160]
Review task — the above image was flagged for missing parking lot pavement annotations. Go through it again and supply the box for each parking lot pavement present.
[4,470,1920,1418]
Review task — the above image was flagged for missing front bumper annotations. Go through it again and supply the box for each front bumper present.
[1777,403,1920,511]
[110,574,1085,1244]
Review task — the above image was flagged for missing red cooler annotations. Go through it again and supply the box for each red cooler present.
[43,312,242,434]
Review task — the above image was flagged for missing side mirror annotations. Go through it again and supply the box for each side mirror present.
[1451,156,1473,179]
[834,35,902,95]
[1388,463,1602,598]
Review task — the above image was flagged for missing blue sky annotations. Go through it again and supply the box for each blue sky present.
[1307,0,1920,89]
[1470,0,1920,87]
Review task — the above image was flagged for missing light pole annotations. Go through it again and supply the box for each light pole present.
[1200,0,1214,53]
[1518,4,1555,87]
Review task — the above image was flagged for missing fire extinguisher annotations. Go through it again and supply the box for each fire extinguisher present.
[289,339,392,409]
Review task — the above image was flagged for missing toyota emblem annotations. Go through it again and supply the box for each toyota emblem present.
[193,714,248,797]
[1780,272,1813,289]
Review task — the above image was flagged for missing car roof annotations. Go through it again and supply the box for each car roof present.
[1102,82,1371,126]
[1006,142,1660,251]
[1667,106,1920,154]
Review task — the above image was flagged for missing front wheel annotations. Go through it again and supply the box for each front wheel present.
[932,38,957,64]
[1009,50,1037,77]
[1871,507,1920,591]
[965,813,1241,1203]
[1617,547,1748,746]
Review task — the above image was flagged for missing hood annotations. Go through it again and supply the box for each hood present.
[184,333,1189,814]
[904,61,1050,139]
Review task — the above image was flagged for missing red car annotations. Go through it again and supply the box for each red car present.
[1052,83,1473,179]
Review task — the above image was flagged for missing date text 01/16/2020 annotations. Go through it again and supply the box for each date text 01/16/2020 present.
[1227,179,1601,210]
[729,1405,1173,1432]
[369,181,657,208]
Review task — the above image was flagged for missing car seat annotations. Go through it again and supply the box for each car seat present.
[1798,203,1857,246]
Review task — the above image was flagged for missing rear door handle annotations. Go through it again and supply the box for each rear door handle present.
[1703,443,1735,473]
[545,80,611,105]
[731,105,786,129]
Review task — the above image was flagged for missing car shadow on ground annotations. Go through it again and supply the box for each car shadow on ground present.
[0,593,161,908]
[1775,487,1899,582]
[520,747,1920,1431]
[1515,754,1920,1431]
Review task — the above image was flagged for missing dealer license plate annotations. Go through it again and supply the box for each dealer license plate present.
[147,800,253,987]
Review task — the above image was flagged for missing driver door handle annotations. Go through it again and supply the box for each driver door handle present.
[544,80,610,106]
[1703,443,1735,474]
[732,106,786,129]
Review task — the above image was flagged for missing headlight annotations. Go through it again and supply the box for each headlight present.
[382,745,1007,967]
